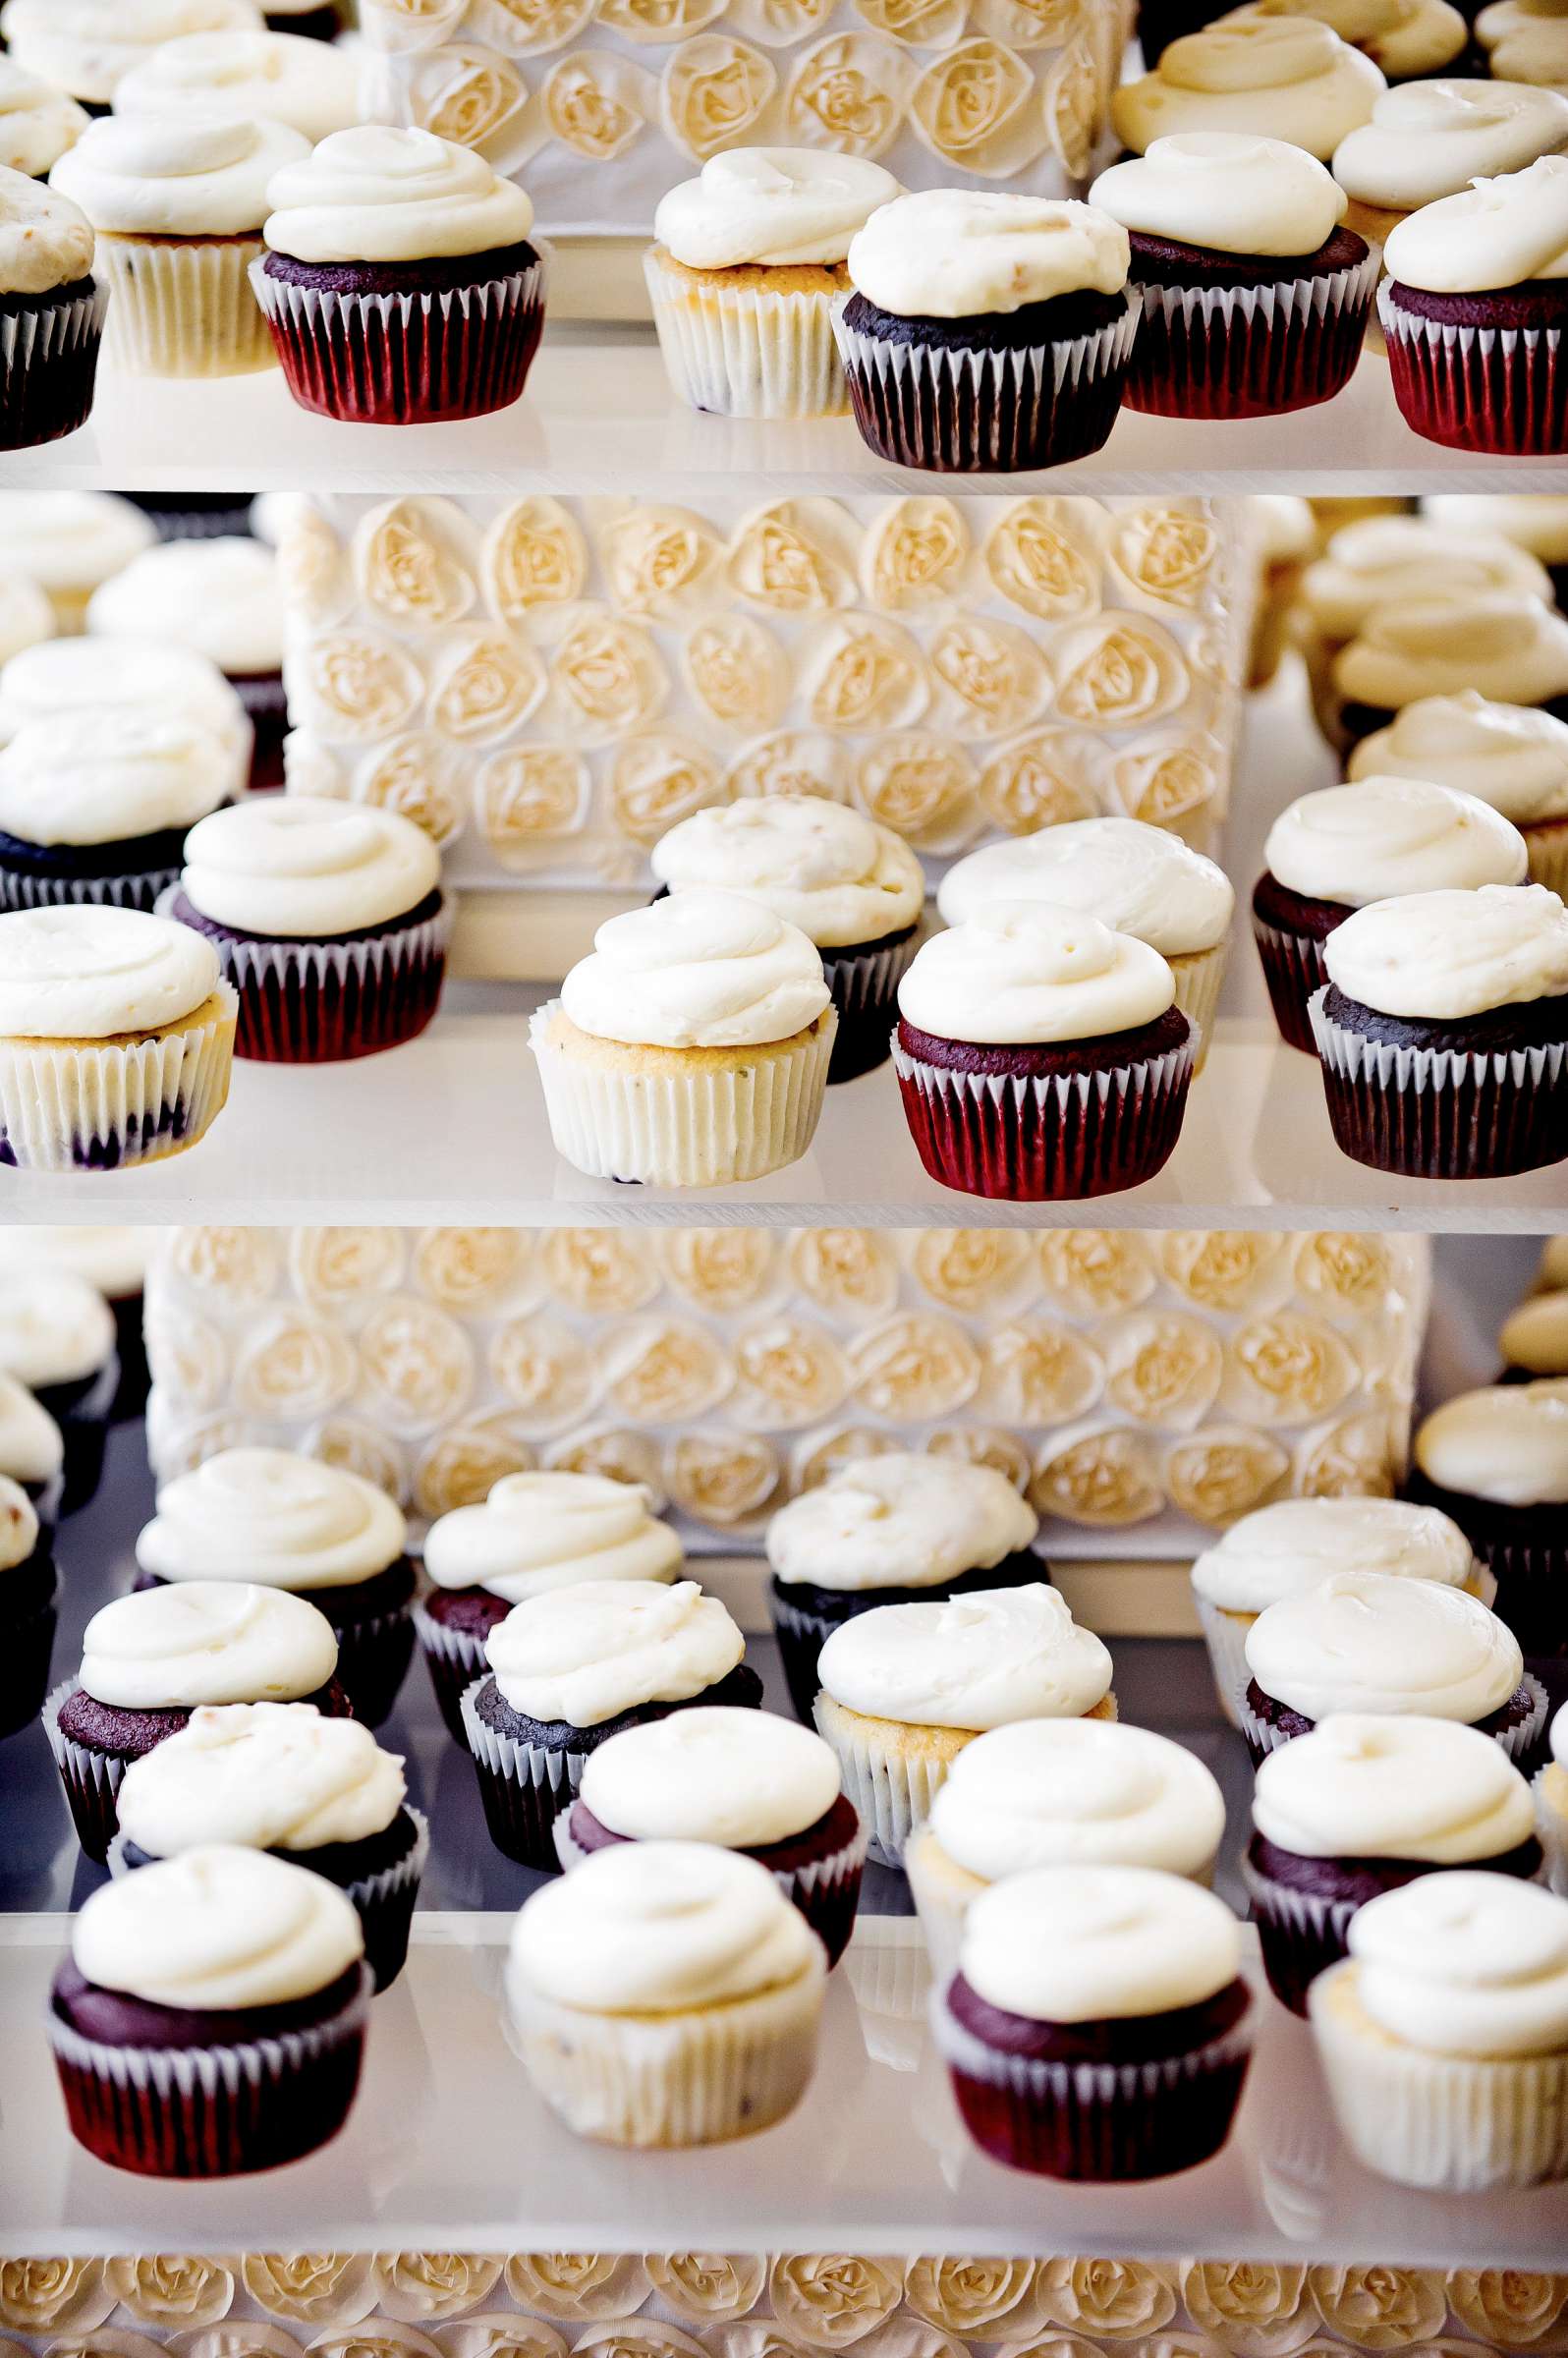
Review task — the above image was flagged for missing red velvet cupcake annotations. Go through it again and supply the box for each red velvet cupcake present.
[1408,1381,1568,1657]
[0,1474,56,1741]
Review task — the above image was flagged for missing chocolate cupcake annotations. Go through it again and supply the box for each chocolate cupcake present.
[0,166,105,448]
[86,535,287,789]
[0,1372,63,1538]
[0,1268,118,1514]
[0,708,233,916]
[1114,18,1386,161]
[1407,1380,1568,1654]
[1329,594,1568,754]
[0,1474,56,1741]
[1350,696,1568,898]
[0,635,253,807]
[0,60,88,180]
[48,1844,370,2179]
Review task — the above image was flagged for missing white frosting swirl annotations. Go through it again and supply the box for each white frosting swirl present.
[1416,1378,1568,1506]
[1335,595,1568,711]
[0,1267,114,1386]
[72,1843,363,2009]
[87,536,284,676]
[767,1453,1037,1593]
[79,1580,340,1711]
[938,816,1233,955]
[1253,1712,1536,1859]
[0,575,53,668]
[1193,1497,1476,1612]
[0,1373,62,1487]
[0,491,152,593]
[0,1224,152,1300]
[1384,153,1568,290]
[897,902,1175,1044]
[1244,1569,1524,1723]
[1500,1291,1568,1375]
[580,1707,842,1847]
[0,60,87,181]
[115,1702,406,1855]
[0,0,263,108]
[51,111,307,239]
[507,1839,818,2013]
[1323,881,1568,1017]
[1264,777,1528,904]
[1303,517,1552,640]
[1231,0,1468,77]
[485,1578,745,1727]
[1092,132,1348,257]
[654,148,901,270]
[1113,19,1386,162]
[0,165,92,295]
[845,192,1129,320]
[1348,1871,1568,2057]
[0,711,230,848]
[651,799,923,952]
[180,797,441,939]
[560,890,829,1051]
[137,1448,406,1593]
[262,126,533,265]
[424,1471,682,1604]
[0,904,221,1040]
[816,1583,1112,1731]
[1427,491,1568,565]
[0,1473,40,1576]
[1333,79,1568,210]
[112,30,363,145]
[928,1718,1224,1882]
[958,1863,1241,2021]
[0,636,250,796]
[1478,1,1568,88]
[1349,695,1568,824]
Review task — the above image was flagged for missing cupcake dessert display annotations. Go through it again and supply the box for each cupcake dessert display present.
[1408,1379,1568,1652]
[110,28,362,142]
[1329,595,1568,752]
[0,167,104,449]
[0,2,266,112]
[0,1474,57,1741]
[0,634,252,801]
[0,59,87,181]
[1112,18,1387,160]
[0,710,232,917]
[85,534,286,788]
[0,1267,118,1513]
[1349,696,1568,895]
[1331,79,1568,247]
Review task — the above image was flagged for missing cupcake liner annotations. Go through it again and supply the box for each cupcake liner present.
[1310,1960,1568,2190]
[644,253,849,420]
[460,1675,581,1872]
[0,859,184,917]
[96,235,273,378]
[1126,249,1379,420]
[251,253,546,425]
[0,279,107,451]
[904,1826,978,1993]
[45,1677,130,1863]
[1192,1595,1252,1731]
[47,1961,372,2178]
[1169,940,1227,1076]
[1240,1675,1548,1773]
[327,1597,417,1729]
[1239,1850,1358,2018]
[1309,987,1568,1180]
[769,1584,837,1725]
[1237,1689,1292,1766]
[506,1948,825,2147]
[892,1027,1194,1203]
[833,294,1139,474]
[554,1808,868,1969]
[0,984,237,1173]
[1253,914,1330,1054]
[1379,280,1568,457]
[531,999,837,1189]
[1534,1765,1568,1897]
[812,1696,957,1867]
[0,1588,57,1741]
[1523,816,1568,899]
[822,930,921,1085]
[412,1596,488,1742]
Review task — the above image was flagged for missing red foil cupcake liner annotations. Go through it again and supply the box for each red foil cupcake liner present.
[1379,281,1568,457]
[1253,914,1332,1055]
[1240,1852,1358,2018]
[1310,987,1568,1180]
[1126,249,1379,420]
[412,1597,488,1743]
[0,280,108,451]
[251,256,545,425]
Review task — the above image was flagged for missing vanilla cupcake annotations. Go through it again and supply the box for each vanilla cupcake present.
[0,168,104,450]
[112,29,361,144]
[1350,696,1568,896]
[0,1267,117,1513]
[1477,0,1568,90]
[1409,1379,1568,1656]
[86,535,286,787]
[0,60,87,180]
[1331,595,1568,750]
[0,1,265,110]
[0,491,153,630]
[648,148,901,421]
[1425,491,1568,610]
[1332,79,1568,247]
[0,635,252,799]
[0,709,232,917]
[1113,17,1387,160]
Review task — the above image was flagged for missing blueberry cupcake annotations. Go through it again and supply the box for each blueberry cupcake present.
[0,490,153,631]
[110,1702,427,1992]
[651,798,924,1085]
[0,709,232,916]
[834,192,1138,474]
[0,634,252,803]
[557,1707,868,1968]
[765,1452,1042,1724]
[0,59,87,180]
[48,1844,370,2179]
[1349,696,1568,898]
[112,28,362,142]
[0,1474,56,1741]
[0,1373,63,1536]
[1538,1698,1568,1894]
[461,1579,762,1873]
[0,1268,118,1514]
[160,797,449,1062]
[1407,1380,1568,1654]
[86,535,287,787]
[1113,17,1386,160]
[417,1470,683,1742]
[0,166,104,448]
[1331,80,1568,248]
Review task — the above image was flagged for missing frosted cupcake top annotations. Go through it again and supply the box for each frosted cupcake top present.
[816,1583,1112,1731]
[485,1579,745,1728]
[651,799,923,952]
[86,535,284,676]
[424,1471,683,1604]
[0,711,230,847]
[1383,153,1568,291]
[1349,694,1568,824]
[1347,1871,1568,2058]
[137,1448,406,1592]
[0,1375,63,1488]
[1323,882,1568,1017]
[1192,1497,1477,1612]
[958,1864,1241,2021]
[262,127,533,265]
[766,1453,1037,1592]
[1477,0,1568,86]
[1498,1291,1568,1376]
[79,1580,340,1712]
[939,817,1232,955]
[0,905,221,1039]
[560,890,830,1051]
[1112,19,1385,162]
[0,0,263,107]
[1427,492,1568,565]
[0,167,92,297]
[180,798,441,939]
[1244,1569,1524,1723]
[1091,132,1349,259]
[0,575,53,668]
[845,192,1129,320]
[0,1267,115,1386]
[898,904,1175,1045]
[0,1227,153,1303]
[112,29,362,145]
[115,1702,406,1856]
[1252,1713,1536,1861]
[654,149,902,270]
[1302,516,1551,639]
[1264,777,1527,904]
[0,1476,39,1575]
[580,1707,843,1848]
[0,61,87,181]
[1332,79,1568,211]
[0,491,153,591]
[1235,0,1467,78]
[0,638,249,784]
[1416,1378,1568,1506]
[51,112,307,239]
[928,1718,1224,1883]
[1333,596,1568,710]
[72,1843,364,2010]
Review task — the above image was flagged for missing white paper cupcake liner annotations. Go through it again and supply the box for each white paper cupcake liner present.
[45,1674,130,1860]
[644,252,849,420]
[904,1825,979,1993]
[97,234,272,378]
[1535,1764,1568,1898]
[0,984,237,1173]
[1241,1675,1548,1769]
[0,858,184,918]
[812,1697,959,1868]
[411,1593,488,1733]
[459,1671,585,1868]
[1310,987,1568,1181]
[1168,940,1227,1076]
[530,1000,836,1189]
[0,277,108,448]
[1192,1595,1253,1731]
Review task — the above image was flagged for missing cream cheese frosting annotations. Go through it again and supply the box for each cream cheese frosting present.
[1193,1497,1476,1612]
[86,536,284,678]
[1383,153,1568,290]
[0,1474,39,1575]
[580,1706,843,1848]
[1244,1568,1524,1723]
[0,905,221,1040]
[1264,777,1528,904]
[927,1718,1224,1883]
[0,711,231,848]
[179,797,440,939]
[137,1448,406,1593]
[1333,595,1568,711]
[815,1583,1112,1731]
[423,1471,682,1604]
[72,1842,364,2009]
[1347,1870,1568,2056]
[0,0,264,108]
[845,192,1130,320]
[0,64,87,183]
[0,1268,114,1386]
[651,799,924,952]
[897,903,1176,1044]
[1415,1378,1568,1505]
[0,1375,62,1488]
[485,1578,745,1727]
[1322,881,1568,1017]
[0,491,153,594]
[767,1453,1037,1593]
[654,148,901,270]
[1476,0,1568,88]
[112,30,362,145]
[115,1702,406,1855]
[0,166,93,295]
[1349,695,1568,824]
[1227,0,1468,78]
[937,816,1233,955]
[0,1225,156,1301]
[958,1863,1241,2021]
[1332,80,1568,210]
[1428,492,1568,563]
[560,890,829,1051]
[262,126,533,266]
[78,1580,340,1711]
[51,112,308,239]
[1092,131,1349,257]
[1112,18,1386,162]
[0,637,251,797]
[1302,517,1551,641]
[0,575,53,669]
[1498,1291,1568,1375]
[1252,1712,1537,1859]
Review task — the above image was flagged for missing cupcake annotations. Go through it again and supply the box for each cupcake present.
[0,574,53,668]
[0,1268,117,1513]
[1330,595,1568,751]
[1331,79,1568,247]
[0,1227,155,1420]
[1379,156,1568,455]
[938,818,1233,1072]
[46,1579,351,1863]
[1538,1699,1568,1892]
[0,709,233,917]
[1477,0,1568,88]
[834,192,1138,475]
[1113,18,1387,161]
[1310,1870,1568,2188]
[0,61,87,181]
[1089,134,1375,420]
[932,1864,1254,2182]
[461,1579,762,1873]
[1310,883,1568,1178]
[1244,1713,1543,2016]
[812,1581,1115,1865]
[0,167,104,448]
[1240,1566,1548,1770]
[0,634,252,801]
[86,535,286,787]
[1408,1381,1568,1653]
[1500,1292,1568,1378]
[48,1844,370,2179]
[0,1,266,112]
[253,127,544,426]
[531,890,836,1190]
[51,114,308,377]
[110,1702,427,1992]
[112,29,362,143]
[1239,0,1468,77]
[416,1470,683,1742]
[160,798,449,1063]
[1425,490,1568,610]
[647,148,901,421]
[1349,697,1568,895]
[0,1475,56,1741]
[557,1706,868,1968]
[1253,775,1527,1051]
[906,1718,1226,1990]
[892,904,1194,1203]
[0,1373,63,1540]
[764,1451,1042,1725]
[135,1447,417,1726]
[505,1840,825,2148]
[1191,1495,1488,1727]
[0,904,237,1171]
[0,491,153,631]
